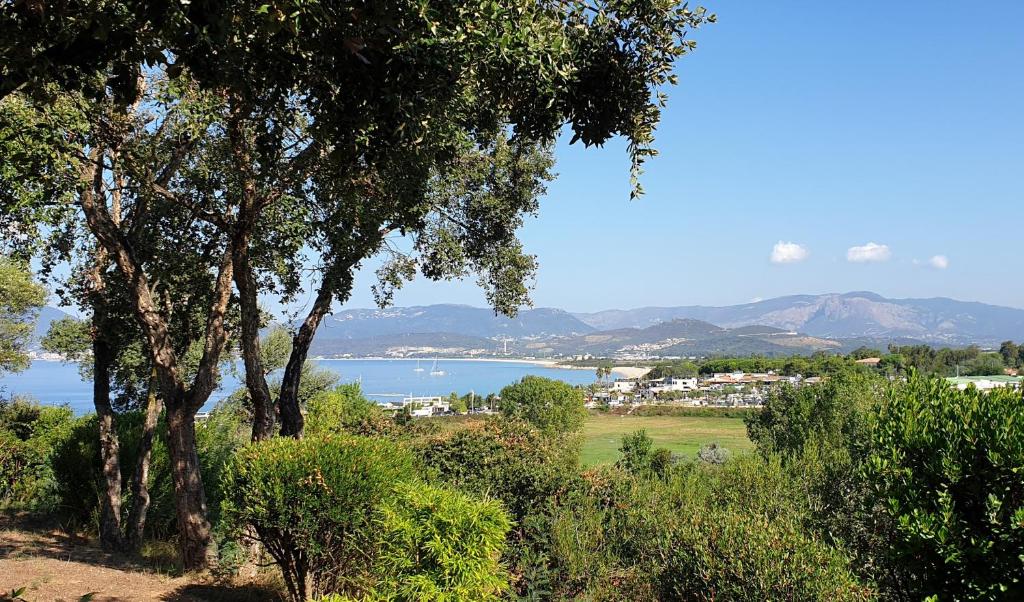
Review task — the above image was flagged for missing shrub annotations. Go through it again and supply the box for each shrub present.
[616,429,653,474]
[865,375,1024,600]
[0,399,75,509]
[745,370,880,459]
[374,483,511,601]
[415,417,577,522]
[306,384,385,436]
[221,435,417,602]
[499,376,586,434]
[548,457,873,601]
[696,442,729,464]
[414,418,579,597]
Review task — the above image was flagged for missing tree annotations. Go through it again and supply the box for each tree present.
[4,0,715,569]
[999,340,1019,369]
[0,256,46,376]
[499,376,587,434]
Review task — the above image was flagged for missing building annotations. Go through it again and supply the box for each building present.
[611,379,638,393]
[383,396,451,417]
[648,377,698,394]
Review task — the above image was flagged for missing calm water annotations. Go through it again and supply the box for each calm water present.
[0,358,595,414]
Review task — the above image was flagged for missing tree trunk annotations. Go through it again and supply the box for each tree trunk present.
[166,404,213,569]
[277,283,334,438]
[232,236,274,441]
[92,325,124,552]
[126,368,162,551]
[278,261,359,438]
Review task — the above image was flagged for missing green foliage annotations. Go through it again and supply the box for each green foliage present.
[885,343,1008,377]
[549,458,872,601]
[373,483,511,601]
[498,376,586,435]
[0,256,46,375]
[415,418,577,523]
[746,370,881,459]
[647,359,699,379]
[221,435,417,601]
[305,384,382,437]
[616,429,654,474]
[0,399,75,510]
[865,375,1024,600]
[146,406,248,540]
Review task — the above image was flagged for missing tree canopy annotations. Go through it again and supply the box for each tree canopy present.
[0,256,46,376]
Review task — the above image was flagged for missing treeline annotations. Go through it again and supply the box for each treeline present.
[647,353,852,379]
[643,343,1023,381]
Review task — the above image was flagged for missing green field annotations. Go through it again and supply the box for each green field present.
[580,413,753,465]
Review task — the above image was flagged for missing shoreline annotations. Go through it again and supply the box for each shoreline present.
[311,356,563,368]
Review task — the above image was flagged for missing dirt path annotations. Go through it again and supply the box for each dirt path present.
[0,517,282,602]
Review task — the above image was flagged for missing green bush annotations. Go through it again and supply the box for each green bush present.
[0,399,75,509]
[865,375,1024,600]
[373,483,511,601]
[414,418,579,597]
[745,370,881,459]
[498,376,586,434]
[548,457,873,601]
[221,435,417,602]
[305,383,383,436]
[415,417,577,523]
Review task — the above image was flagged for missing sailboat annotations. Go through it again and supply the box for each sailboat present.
[429,357,446,376]
[413,359,425,373]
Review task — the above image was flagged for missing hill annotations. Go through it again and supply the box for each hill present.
[573,292,1024,345]
[317,304,594,340]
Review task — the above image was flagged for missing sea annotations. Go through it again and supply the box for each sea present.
[0,358,596,414]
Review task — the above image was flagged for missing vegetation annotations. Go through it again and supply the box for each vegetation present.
[866,375,1024,599]
[498,376,587,435]
[0,257,46,376]
[581,413,753,466]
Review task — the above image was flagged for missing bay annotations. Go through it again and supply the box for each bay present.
[0,358,596,415]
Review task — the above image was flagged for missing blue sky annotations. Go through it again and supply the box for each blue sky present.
[321,2,1024,314]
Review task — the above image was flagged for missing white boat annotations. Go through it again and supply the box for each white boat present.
[413,359,425,372]
[429,357,446,376]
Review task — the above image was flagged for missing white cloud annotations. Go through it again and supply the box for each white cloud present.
[846,242,891,263]
[770,241,809,264]
[929,255,949,269]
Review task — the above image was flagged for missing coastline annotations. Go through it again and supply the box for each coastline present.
[311,356,563,368]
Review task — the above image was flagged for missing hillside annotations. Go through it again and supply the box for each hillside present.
[318,304,594,340]
[574,292,1024,345]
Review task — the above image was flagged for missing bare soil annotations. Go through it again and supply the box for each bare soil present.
[0,515,283,602]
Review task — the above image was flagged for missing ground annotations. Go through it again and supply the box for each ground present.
[580,413,753,465]
[0,516,283,602]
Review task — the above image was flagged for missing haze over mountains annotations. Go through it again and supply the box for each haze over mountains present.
[573,292,1024,344]
[34,292,1024,359]
[303,292,1024,358]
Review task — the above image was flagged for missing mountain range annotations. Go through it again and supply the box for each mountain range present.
[572,292,1024,345]
[31,292,1024,359]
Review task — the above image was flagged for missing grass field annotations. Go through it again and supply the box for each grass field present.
[580,413,753,466]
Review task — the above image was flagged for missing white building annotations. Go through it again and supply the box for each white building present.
[649,377,698,394]
[611,379,637,393]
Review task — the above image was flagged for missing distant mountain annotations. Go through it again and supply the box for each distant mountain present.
[309,318,841,358]
[574,292,1024,345]
[521,319,840,358]
[317,304,594,340]
[310,332,498,358]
